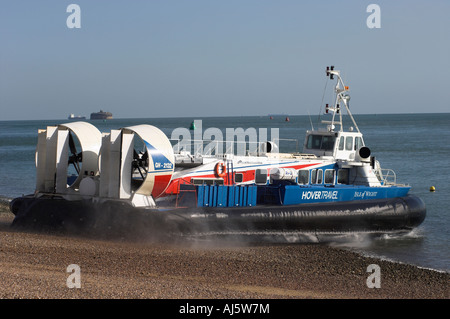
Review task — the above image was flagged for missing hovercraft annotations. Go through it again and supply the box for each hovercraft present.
[10,67,426,237]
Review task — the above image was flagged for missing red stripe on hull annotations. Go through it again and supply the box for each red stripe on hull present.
[163,162,320,196]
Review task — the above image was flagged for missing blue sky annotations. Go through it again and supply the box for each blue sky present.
[1,0,449,120]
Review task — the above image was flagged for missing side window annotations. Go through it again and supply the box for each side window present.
[338,136,345,151]
[255,169,268,184]
[234,173,243,183]
[345,136,353,151]
[298,170,310,185]
[321,136,336,151]
[316,170,323,184]
[311,169,317,184]
[307,135,322,149]
[324,169,335,184]
[337,169,349,184]
[192,179,224,185]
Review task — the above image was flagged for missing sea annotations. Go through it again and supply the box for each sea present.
[0,113,449,273]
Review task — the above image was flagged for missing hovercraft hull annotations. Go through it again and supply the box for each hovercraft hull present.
[10,194,426,237]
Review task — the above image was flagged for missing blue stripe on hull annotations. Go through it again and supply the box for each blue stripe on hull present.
[194,184,411,208]
[279,185,410,205]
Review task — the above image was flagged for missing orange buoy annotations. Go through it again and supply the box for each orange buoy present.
[214,161,227,178]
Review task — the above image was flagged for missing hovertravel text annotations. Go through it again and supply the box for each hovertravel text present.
[301,190,338,200]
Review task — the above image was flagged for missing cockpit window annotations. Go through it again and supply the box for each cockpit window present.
[345,136,353,151]
[355,136,364,150]
[338,136,345,150]
[306,135,336,151]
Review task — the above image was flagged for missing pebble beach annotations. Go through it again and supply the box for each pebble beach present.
[0,200,448,299]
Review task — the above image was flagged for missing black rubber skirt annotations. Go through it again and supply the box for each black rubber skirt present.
[9,194,426,238]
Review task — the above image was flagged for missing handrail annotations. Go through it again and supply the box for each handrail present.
[375,168,397,185]
[272,138,300,153]
[171,138,257,155]
[170,138,300,156]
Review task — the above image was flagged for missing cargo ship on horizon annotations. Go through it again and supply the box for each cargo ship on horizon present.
[90,110,113,120]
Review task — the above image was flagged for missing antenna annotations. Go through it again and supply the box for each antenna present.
[308,110,314,131]
[317,77,329,130]
[323,66,360,133]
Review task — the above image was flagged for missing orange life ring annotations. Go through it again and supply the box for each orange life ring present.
[214,161,227,178]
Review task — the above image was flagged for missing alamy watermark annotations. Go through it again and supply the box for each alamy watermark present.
[66,264,81,288]
[64,262,382,291]
[170,120,280,156]
[366,4,381,29]
[366,264,381,288]
[66,4,81,29]
[66,4,381,30]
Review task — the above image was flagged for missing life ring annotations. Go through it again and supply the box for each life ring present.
[214,161,227,178]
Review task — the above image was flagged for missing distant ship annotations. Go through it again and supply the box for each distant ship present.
[90,110,113,120]
[68,114,86,120]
